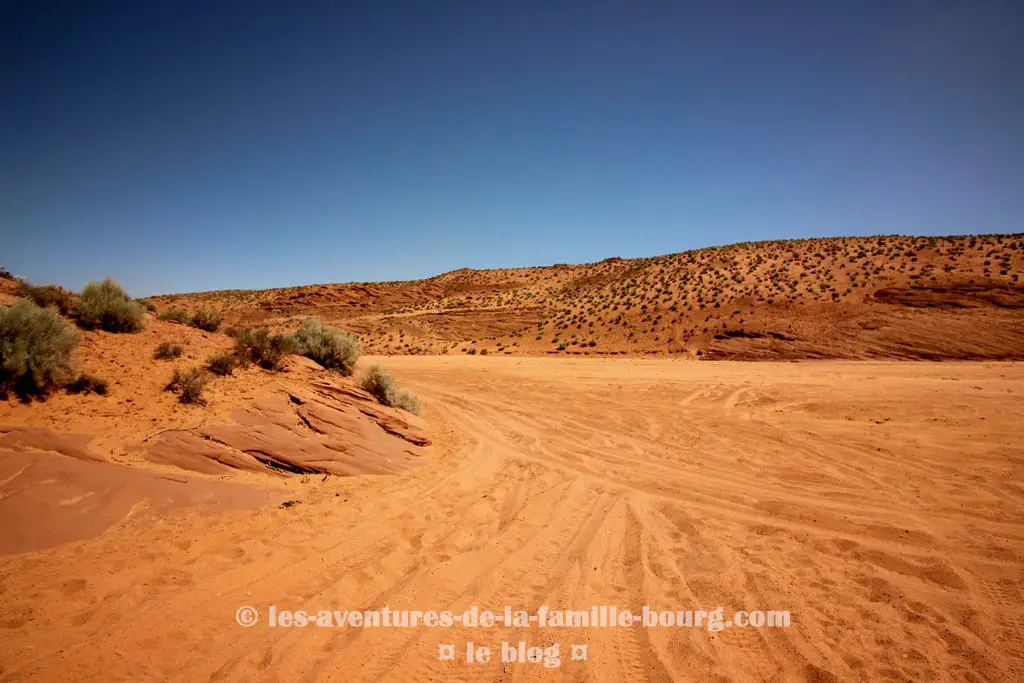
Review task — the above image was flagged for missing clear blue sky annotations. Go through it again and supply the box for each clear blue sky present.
[2,1,1022,296]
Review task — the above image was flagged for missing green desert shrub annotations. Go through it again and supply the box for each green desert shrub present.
[0,299,80,397]
[153,342,184,360]
[291,317,360,375]
[78,277,146,332]
[206,351,238,376]
[164,368,184,391]
[233,327,297,370]
[389,388,421,414]
[66,373,108,395]
[19,283,77,316]
[360,364,420,415]
[189,307,222,332]
[158,308,190,324]
[165,367,208,405]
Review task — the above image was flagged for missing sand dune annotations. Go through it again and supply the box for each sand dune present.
[2,357,1022,681]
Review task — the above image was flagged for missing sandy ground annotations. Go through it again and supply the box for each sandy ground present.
[2,357,1023,682]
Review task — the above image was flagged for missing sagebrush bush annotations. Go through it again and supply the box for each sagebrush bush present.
[389,388,421,414]
[233,327,297,370]
[0,299,80,397]
[78,277,146,332]
[292,317,360,375]
[361,363,393,403]
[158,308,190,324]
[360,364,420,414]
[165,368,183,391]
[153,342,184,359]
[166,367,208,405]
[66,373,108,395]
[190,307,222,332]
[19,283,77,316]
[206,351,238,376]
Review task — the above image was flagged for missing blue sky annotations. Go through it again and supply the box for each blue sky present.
[2,1,1021,296]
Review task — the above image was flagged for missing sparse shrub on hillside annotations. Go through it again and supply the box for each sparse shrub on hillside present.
[291,317,360,375]
[165,368,184,391]
[189,307,222,332]
[66,373,108,395]
[0,266,11,279]
[178,370,208,405]
[233,327,297,370]
[154,342,183,360]
[360,364,420,414]
[0,299,80,398]
[158,308,190,324]
[78,277,146,332]
[142,301,157,313]
[206,351,238,376]
[19,283,77,316]
[165,367,208,405]
[360,364,392,403]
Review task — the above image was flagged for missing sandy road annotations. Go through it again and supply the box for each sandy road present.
[2,358,1023,681]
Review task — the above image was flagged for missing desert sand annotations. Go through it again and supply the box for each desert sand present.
[2,356,1023,681]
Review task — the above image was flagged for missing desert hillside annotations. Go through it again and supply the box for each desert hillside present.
[0,296,431,552]
[147,233,1024,360]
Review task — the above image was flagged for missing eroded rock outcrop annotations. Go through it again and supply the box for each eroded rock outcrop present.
[146,375,430,477]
